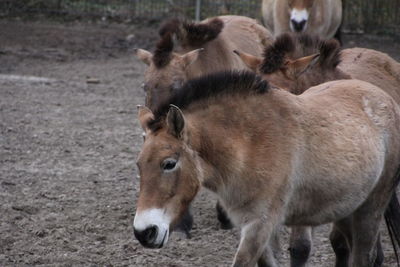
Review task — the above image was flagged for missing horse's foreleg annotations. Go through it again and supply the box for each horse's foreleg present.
[258,229,280,267]
[333,24,342,45]
[174,208,193,238]
[257,245,278,267]
[289,226,313,267]
[216,201,233,229]
[232,219,278,267]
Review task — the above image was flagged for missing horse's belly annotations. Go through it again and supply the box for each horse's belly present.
[284,138,385,225]
[284,195,366,226]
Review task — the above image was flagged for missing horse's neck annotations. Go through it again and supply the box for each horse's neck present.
[184,90,302,199]
[263,71,350,95]
[294,69,351,94]
[183,39,242,78]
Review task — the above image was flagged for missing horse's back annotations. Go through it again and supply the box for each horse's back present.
[340,48,400,104]
[215,15,274,56]
[302,79,399,133]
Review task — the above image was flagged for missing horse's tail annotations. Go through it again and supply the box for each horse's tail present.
[384,166,400,266]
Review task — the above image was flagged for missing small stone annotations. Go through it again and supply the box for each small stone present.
[86,78,100,84]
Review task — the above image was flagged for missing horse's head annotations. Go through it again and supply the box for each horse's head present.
[135,34,203,111]
[234,33,346,94]
[287,0,315,32]
[133,105,200,248]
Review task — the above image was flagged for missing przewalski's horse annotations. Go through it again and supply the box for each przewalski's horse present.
[135,16,273,232]
[234,33,400,266]
[262,0,342,42]
[133,71,400,266]
[234,33,400,101]
[135,15,273,111]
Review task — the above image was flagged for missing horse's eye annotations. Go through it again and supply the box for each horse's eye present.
[161,158,177,172]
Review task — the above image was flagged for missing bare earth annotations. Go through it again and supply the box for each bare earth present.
[0,20,399,266]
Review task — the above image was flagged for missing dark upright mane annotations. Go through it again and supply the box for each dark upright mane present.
[260,33,295,74]
[152,17,224,68]
[147,71,270,132]
[260,33,342,74]
[153,33,174,68]
[159,17,224,47]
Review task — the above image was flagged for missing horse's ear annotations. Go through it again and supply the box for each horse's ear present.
[166,105,185,138]
[284,53,320,79]
[135,49,153,66]
[137,105,154,132]
[181,48,204,68]
[233,50,262,72]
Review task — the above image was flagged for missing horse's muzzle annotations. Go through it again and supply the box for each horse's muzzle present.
[134,225,168,249]
[134,225,160,248]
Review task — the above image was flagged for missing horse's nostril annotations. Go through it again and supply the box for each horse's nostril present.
[144,225,158,243]
[134,225,159,246]
[291,19,306,32]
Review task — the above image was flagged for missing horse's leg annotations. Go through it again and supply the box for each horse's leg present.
[329,217,352,267]
[351,202,385,266]
[289,226,313,267]
[174,208,193,238]
[333,23,342,45]
[233,219,278,267]
[216,201,233,229]
[374,233,384,267]
[258,230,280,267]
[257,245,279,267]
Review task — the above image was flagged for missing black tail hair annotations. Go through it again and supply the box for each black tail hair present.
[384,166,400,267]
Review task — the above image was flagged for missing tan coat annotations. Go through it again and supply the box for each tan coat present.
[135,15,273,111]
[134,71,400,266]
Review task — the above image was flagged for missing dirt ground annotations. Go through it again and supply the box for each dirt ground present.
[1,19,399,266]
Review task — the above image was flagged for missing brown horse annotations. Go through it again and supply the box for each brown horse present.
[133,70,400,266]
[234,33,400,266]
[262,0,342,42]
[135,15,273,111]
[234,33,400,103]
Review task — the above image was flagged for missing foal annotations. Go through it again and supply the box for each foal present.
[133,71,400,266]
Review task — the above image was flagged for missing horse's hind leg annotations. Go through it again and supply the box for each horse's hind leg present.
[351,201,386,266]
[330,220,386,267]
[289,226,313,267]
[330,217,352,267]
[374,233,384,267]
